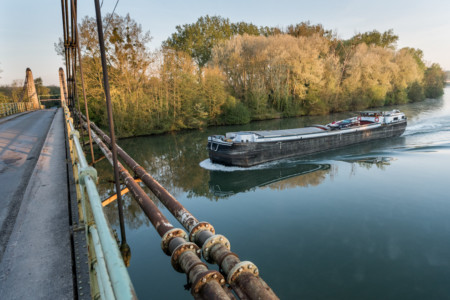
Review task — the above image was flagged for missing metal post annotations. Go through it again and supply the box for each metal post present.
[93,0,127,244]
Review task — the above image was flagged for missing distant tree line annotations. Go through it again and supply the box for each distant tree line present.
[0,77,58,104]
[58,14,446,137]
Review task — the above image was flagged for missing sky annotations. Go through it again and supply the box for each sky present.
[1,0,449,86]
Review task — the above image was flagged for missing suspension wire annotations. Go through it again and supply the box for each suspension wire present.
[70,0,95,166]
[103,0,119,35]
[93,0,127,245]
[69,0,87,145]
[60,0,69,107]
[63,0,73,110]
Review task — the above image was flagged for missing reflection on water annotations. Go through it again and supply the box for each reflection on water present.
[207,157,397,197]
[208,163,331,197]
[95,88,450,299]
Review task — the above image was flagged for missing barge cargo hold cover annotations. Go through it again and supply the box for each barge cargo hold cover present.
[207,110,407,167]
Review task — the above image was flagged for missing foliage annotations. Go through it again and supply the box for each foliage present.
[407,81,425,102]
[163,15,260,67]
[423,63,446,98]
[349,29,398,49]
[34,77,50,96]
[219,96,251,124]
[0,91,9,103]
[285,21,333,38]
[59,13,445,138]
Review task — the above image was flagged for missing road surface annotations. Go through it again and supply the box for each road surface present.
[0,109,73,299]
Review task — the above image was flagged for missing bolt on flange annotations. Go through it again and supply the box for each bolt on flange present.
[201,234,230,263]
[161,228,187,256]
[191,270,226,296]
[170,242,201,273]
[188,221,215,243]
[227,261,259,285]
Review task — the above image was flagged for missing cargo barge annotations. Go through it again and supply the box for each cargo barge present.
[207,110,407,167]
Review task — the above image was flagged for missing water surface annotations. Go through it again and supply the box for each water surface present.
[97,87,450,299]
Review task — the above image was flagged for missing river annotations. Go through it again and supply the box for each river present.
[96,87,450,299]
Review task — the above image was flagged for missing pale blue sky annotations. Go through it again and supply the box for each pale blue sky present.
[1,0,449,86]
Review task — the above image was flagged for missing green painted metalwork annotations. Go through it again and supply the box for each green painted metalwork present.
[0,102,36,118]
[63,103,136,300]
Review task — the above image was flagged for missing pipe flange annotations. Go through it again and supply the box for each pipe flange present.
[161,228,187,256]
[191,270,226,295]
[188,222,215,243]
[227,261,259,285]
[201,234,230,263]
[170,242,200,273]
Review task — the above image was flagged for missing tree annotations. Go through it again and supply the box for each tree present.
[34,77,50,97]
[401,47,426,71]
[423,63,446,98]
[54,13,440,137]
[0,92,9,103]
[285,21,332,38]
[201,67,228,123]
[76,13,153,135]
[163,15,260,68]
[350,29,398,49]
[341,44,396,108]
[407,81,425,102]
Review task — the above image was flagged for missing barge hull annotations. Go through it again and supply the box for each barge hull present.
[208,121,406,167]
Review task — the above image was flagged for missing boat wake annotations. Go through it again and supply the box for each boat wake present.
[199,159,280,172]
[404,116,450,137]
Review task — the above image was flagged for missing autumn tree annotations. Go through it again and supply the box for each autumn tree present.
[55,13,443,137]
[163,15,260,68]
[74,13,153,135]
[0,91,8,103]
[285,21,332,38]
[350,29,398,49]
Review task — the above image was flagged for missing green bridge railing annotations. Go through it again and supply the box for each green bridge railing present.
[0,102,37,118]
[63,103,136,299]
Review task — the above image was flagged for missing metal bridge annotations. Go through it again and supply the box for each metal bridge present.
[0,1,280,299]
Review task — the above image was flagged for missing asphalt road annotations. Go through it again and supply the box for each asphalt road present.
[0,109,57,260]
[0,108,74,299]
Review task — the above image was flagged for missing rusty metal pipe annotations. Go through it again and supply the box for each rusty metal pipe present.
[87,124,233,299]
[89,125,173,237]
[80,115,279,299]
[84,118,200,232]
[196,230,277,300]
